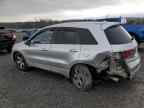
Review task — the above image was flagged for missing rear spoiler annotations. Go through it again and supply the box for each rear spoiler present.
[97,17,127,25]
[99,17,127,30]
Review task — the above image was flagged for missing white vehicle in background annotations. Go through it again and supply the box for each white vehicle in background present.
[12,21,141,91]
[16,29,23,33]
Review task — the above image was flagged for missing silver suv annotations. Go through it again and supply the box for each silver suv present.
[12,22,141,91]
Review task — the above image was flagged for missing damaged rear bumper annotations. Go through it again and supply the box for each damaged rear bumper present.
[98,52,141,81]
[128,60,141,79]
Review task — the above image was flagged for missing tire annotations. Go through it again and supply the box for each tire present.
[14,53,28,71]
[6,47,12,53]
[70,64,93,91]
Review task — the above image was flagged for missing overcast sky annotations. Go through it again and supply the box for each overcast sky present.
[0,0,144,22]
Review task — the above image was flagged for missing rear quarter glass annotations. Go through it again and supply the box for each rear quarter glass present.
[104,25,132,45]
[78,28,98,45]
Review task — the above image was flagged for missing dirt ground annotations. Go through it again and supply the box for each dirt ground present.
[0,33,144,108]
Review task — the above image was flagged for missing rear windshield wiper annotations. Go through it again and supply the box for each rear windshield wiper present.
[131,36,135,40]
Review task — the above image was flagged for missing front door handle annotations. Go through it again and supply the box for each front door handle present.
[41,48,49,52]
[69,49,78,52]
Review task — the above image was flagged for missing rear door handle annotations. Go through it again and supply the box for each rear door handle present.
[69,49,78,52]
[41,48,49,52]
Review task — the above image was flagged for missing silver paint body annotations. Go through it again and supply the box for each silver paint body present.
[12,22,140,78]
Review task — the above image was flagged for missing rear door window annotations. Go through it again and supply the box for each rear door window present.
[104,26,132,44]
[55,28,79,44]
[0,27,8,37]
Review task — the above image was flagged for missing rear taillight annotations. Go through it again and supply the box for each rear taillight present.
[123,50,135,59]
[8,32,14,39]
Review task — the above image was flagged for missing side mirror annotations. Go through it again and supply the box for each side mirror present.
[23,36,30,41]
[24,40,31,46]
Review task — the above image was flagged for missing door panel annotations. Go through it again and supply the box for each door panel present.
[50,28,81,75]
[50,44,80,71]
[24,28,55,71]
[25,44,51,67]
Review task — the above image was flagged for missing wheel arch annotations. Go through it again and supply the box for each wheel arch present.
[69,63,97,80]
[13,51,24,62]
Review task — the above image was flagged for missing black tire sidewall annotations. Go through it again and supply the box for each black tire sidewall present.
[70,64,92,91]
[14,53,28,71]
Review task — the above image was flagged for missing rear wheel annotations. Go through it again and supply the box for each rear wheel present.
[14,53,28,71]
[70,64,93,91]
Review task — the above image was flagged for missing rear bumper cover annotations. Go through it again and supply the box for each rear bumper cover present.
[0,40,15,50]
[106,53,141,80]
[127,59,141,79]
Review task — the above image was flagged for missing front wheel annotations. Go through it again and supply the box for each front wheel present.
[14,53,28,71]
[70,64,93,91]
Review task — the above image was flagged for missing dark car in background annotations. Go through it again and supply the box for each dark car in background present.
[0,27,16,52]
[123,24,144,45]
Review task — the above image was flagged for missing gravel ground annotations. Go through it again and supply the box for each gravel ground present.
[0,33,144,108]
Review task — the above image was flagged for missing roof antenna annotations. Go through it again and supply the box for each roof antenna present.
[105,14,110,21]
[100,14,110,30]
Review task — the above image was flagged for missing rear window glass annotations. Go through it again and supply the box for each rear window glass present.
[56,29,79,44]
[104,26,132,44]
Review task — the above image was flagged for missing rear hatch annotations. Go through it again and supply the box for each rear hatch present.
[104,25,140,78]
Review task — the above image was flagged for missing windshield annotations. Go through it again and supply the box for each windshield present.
[104,25,132,45]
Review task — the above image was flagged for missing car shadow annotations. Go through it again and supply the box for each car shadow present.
[26,67,68,81]
[0,50,10,55]
[17,66,140,96]
[138,47,144,53]
[25,67,121,90]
